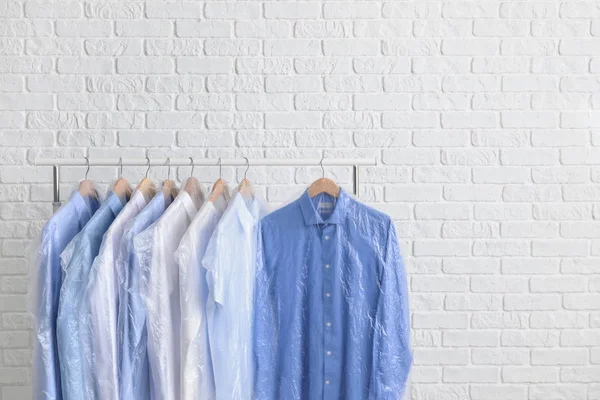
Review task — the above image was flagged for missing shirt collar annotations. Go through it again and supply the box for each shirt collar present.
[178,191,199,220]
[231,192,259,230]
[130,189,148,208]
[212,187,230,215]
[105,190,126,217]
[298,188,348,226]
[146,191,166,216]
[69,191,93,221]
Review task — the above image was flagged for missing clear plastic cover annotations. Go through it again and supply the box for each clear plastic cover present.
[28,186,102,400]
[56,189,126,400]
[117,190,176,400]
[79,190,148,400]
[254,189,412,399]
[175,182,231,400]
[202,189,269,399]
[136,180,207,400]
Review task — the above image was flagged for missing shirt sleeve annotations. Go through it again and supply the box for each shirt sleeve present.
[253,222,278,399]
[30,225,61,400]
[371,219,412,399]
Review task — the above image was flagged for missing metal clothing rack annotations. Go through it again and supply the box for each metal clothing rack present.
[35,158,378,211]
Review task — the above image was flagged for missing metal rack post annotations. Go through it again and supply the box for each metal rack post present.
[52,165,61,212]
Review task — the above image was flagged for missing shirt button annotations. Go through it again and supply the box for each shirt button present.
[326,322,332,327]
[325,264,330,269]
[325,380,330,385]
[327,351,332,356]
[324,236,329,240]
[326,292,331,297]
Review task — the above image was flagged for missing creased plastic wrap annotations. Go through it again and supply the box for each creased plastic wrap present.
[117,190,176,400]
[28,188,101,400]
[136,180,207,400]
[175,183,230,400]
[254,189,412,400]
[56,190,125,400]
[202,189,269,400]
[79,190,147,400]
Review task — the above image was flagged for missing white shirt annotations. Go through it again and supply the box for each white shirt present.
[136,184,206,400]
[203,191,269,400]
[175,188,230,400]
[82,190,147,400]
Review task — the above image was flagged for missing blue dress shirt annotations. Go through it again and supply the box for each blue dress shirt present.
[32,191,100,400]
[117,191,173,400]
[254,189,412,400]
[56,192,125,400]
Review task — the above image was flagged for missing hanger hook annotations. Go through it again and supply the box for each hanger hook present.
[145,157,151,178]
[243,157,249,180]
[320,156,325,179]
[189,157,195,177]
[118,157,123,179]
[217,157,222,179]
[167,157,171,181]
[84,156,90,180]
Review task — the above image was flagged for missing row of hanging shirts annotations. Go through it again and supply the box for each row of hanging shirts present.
[31,156,261,400]
[30,156,412,400]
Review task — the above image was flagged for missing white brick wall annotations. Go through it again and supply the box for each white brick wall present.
[0,1,599,399]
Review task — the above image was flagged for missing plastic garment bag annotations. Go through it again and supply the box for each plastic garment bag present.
[202,188,269,400]
[56,191,126,400]
[117,191,175,400]
[28,190,101,400]
[136,180,207,400]
[79,190,148,400]
[175,184,230,400]
[254,189,412,400]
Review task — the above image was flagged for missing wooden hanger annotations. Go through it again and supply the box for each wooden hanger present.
[161,157,179,200]
[78,157,99,199]
[307,158,340,198]
[111,157,132,201]
[210,157,226,203]
[137,157,157,202]
[184,176,202,196]
[183,156,202,197]
[113,177,132,200]
[236,157,253,198]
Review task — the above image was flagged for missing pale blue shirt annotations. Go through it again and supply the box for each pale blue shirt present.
[56,192,125,400]
[31,192,100,400]
[137,187,206,400]
[254,190,412,400]
[175,190,229,400]
[203,192,268,400]
[81,190,148,400]
[118,192,174,400]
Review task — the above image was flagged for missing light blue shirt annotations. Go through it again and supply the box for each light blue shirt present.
[32,192,100,400]
[137,188,205,400]
[56,192,125,400]
[254,189,412,400]
[81,190,148,400]
[117,192,173,400]
[175,190,229,400]
[203,192,268,400]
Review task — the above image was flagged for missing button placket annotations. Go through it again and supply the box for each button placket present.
[322,224,336,396]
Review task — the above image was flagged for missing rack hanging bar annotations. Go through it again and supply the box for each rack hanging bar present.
[36,158,378,167]
[41,157,376,211]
